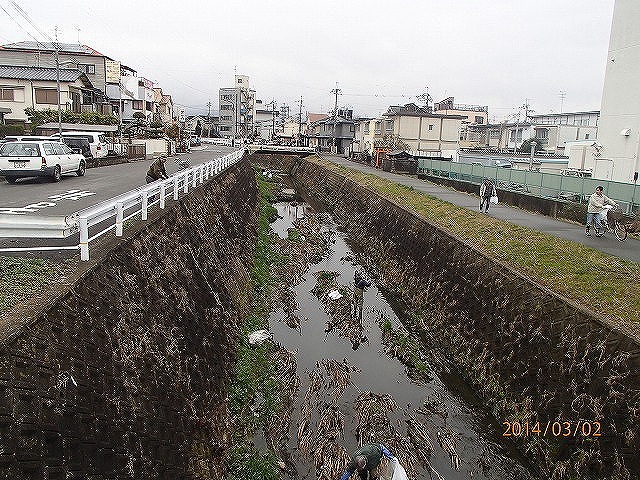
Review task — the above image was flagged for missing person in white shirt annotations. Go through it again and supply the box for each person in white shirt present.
[585,186,616,236]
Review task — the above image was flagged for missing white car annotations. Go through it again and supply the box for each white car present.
[0,141,86,183]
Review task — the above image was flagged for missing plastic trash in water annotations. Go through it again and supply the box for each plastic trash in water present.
[391,458,409,480]
[248,329,272,345]
[327,290,343,300]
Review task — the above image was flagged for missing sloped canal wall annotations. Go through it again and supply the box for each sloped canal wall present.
[0,159,259,478]
[251,153,640,480]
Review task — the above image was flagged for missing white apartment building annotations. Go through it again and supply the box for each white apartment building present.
[218,75,256,139]
[596,0,640,183]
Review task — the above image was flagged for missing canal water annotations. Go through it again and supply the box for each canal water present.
[268,201,535,480]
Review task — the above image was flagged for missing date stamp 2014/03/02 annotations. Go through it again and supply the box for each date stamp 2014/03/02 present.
[502,421,602,437]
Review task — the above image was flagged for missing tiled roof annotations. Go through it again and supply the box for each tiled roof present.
[0,65,85,82]
[0,41,106,57]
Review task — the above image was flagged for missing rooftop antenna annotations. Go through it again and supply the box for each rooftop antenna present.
[76,26,80,44]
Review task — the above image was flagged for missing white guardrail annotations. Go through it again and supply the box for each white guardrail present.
[0,149,245,261]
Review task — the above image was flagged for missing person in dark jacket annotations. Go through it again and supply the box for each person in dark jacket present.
[339,443,394,480]
[146,156,169,183]
[479,178,496,213]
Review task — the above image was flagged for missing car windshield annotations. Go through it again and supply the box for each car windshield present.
[0,142,41,157]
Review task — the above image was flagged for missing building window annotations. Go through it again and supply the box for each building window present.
[132,100,143,110]
[221,115,232,121]
[222,94,232,100]
[0,87,14,100]
[375,121,381,133]
[385,120,393,132]
[78,64,96,75]
[34,88,58,104]
[146,101,153,111]
[221,104,232,110]
[585,133,590,139]
[475,116,484,124]
[535,129,549,140]
[350,125,355,132]
[220,125,231,132]
[428,124,434,131]
[364,123,370,134]
[489,129,500,139]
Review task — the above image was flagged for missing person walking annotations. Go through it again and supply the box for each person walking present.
[339,443,394,480]
[145,156,169,184]
[353,271,371,322]
[479,178,496,213]
[585,185,616,236]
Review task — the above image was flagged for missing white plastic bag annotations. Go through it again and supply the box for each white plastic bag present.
[391,458,409,480]
[248,329,272,345]
[327,289,343,300]
[490,195,498,204]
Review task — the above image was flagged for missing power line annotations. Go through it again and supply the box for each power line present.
[9,1,53,43]
[0,4,48,49]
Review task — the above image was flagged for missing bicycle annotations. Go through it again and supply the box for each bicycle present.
[594,205,627,241]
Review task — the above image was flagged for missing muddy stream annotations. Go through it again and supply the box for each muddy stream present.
[264,197,535,480]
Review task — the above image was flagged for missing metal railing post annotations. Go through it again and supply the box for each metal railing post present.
[192,168,197,188]
[116,202,124,236]
[160,183,166,209]
[199,164,204,184]
[141,191,148,220]
[183,172,189,193]
[79,217,89,261]
[174,176,180,200]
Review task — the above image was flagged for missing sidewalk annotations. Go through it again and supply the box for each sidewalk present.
[323,154,640,264]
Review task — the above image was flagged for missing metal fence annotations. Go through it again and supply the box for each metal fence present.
[418,158,639,213]
[0,149,245,260]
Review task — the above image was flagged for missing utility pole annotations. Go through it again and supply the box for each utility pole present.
[54,27,62,137]
[330,83,341,153]
[297,96,303,143]
[559,91,566,113]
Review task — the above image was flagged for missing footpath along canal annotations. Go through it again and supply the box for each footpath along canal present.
[262,188,536,479]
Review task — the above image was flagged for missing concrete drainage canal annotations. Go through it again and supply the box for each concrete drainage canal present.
[253,180,535,479]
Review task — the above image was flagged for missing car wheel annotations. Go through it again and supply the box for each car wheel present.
[76,160,86,177]
[6,176,17,184]
[52,165,61,182]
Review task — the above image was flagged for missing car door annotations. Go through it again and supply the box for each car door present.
[52,142,71,173]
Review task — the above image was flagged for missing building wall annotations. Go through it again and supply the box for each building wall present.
[392,115,461,152]
[596,0,640,183]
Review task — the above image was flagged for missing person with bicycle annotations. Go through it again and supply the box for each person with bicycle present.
[585,185,616,236]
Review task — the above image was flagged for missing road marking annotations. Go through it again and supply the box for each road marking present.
[0,189,96,214]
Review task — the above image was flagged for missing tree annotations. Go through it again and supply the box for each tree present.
[195,120,202,137]
[165,123,179,140]
[24,108,118,126]
[518,138,545,154]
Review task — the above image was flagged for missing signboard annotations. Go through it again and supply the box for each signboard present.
[105,60,121,84]
[179,108,185,122]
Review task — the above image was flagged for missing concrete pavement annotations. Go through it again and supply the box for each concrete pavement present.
[322,154,640,263]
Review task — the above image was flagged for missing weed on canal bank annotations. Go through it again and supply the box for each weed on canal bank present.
[225,172,284,479]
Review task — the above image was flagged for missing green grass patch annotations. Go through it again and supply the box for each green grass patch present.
[0,256,71,315]
[225,170,285,477]
[309,157,640,326]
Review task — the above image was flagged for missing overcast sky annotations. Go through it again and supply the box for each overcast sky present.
[0,0,615,121]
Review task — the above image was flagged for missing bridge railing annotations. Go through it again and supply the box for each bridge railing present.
[0,149,245,260]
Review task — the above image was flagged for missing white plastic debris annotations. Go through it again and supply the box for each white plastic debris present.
[327,290,343,300]
[248,329,272,345]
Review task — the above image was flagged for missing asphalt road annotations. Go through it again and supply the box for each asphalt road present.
[323,154,640,264]
[0,145,236,217]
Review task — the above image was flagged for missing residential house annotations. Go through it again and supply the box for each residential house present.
[185,115,218,137]
[153,87,174,125]
[596,0,640,183]
[254,101,280,141]
[434,96,488,125]
[219,75,256,139]
[383,103,465,159]
[0,65,97,125]
[0,41,112,112]
[307,109,355,153]
[352,118,376,156]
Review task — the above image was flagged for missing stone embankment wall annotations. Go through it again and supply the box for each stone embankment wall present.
[250,153,640,479]
[0,158,258,479]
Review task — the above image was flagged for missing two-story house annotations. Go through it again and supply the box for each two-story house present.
[0,65,96,125]
[307,109,355,153]
[383,103,465,159]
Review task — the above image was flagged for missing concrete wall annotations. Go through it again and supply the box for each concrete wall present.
[0,158,258,478]
[254,154,640,479]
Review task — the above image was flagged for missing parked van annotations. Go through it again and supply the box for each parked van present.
[3,136,53,142]
[50,131,108,158]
